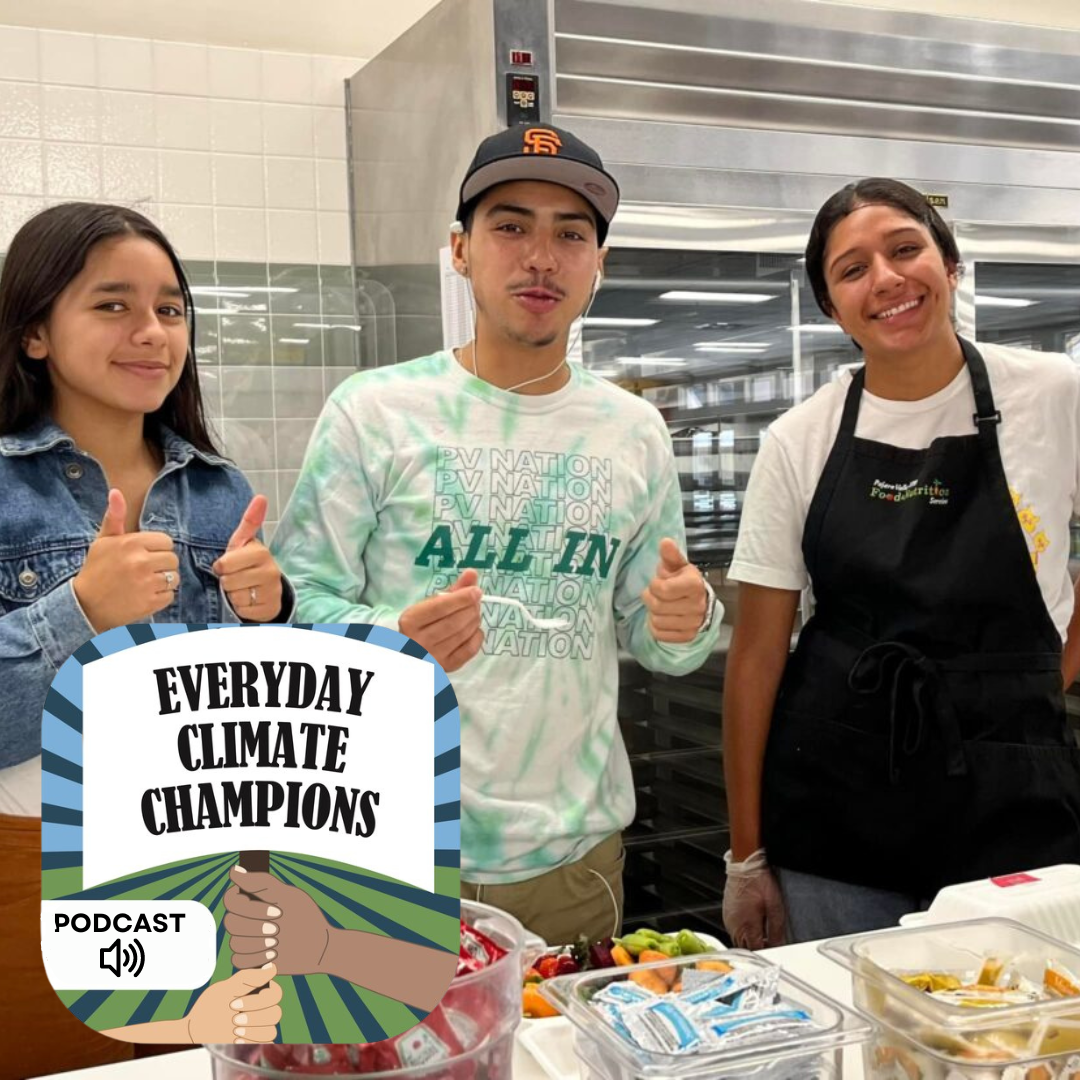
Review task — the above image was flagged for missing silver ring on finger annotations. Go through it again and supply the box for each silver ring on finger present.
[249,586,258,607]
[163,570,176,590]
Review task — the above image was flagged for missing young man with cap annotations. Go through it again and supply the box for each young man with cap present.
[273,124,720,944]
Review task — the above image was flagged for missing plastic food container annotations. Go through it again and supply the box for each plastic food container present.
[537,949,874,1080]
[862,1015,1080,1079]
[207,898,525,1079]
[901,866,1080,945]
[821,916,1080,1079]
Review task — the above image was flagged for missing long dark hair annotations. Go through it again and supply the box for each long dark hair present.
[0,202,220,453]
[805,178,963,318]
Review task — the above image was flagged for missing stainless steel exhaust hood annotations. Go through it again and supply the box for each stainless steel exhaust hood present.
[345,0,1080,368]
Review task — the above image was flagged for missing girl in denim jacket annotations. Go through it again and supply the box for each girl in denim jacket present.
[0,202,291,1079]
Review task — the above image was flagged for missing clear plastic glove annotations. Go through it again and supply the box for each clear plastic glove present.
[722,848,787,950]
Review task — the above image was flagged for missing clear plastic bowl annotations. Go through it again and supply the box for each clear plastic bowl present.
[208,1032,515,1080]
[538,949,874,1080]
[862,1014,1080,1080]
[821,916,1080,1077]
[207,898,525,1078]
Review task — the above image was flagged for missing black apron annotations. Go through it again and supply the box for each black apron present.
[762,337,1080,897]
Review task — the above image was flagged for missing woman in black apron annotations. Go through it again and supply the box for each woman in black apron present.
[721,178,1080,946]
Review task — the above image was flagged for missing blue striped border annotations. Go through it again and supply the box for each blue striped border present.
[42,621,460,891]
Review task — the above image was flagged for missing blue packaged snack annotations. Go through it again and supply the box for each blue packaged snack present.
[628,999,703,1054]
[595,981,656,1007]
[706,1007,816,1049]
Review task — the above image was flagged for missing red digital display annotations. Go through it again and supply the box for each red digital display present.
[510,49,534,66]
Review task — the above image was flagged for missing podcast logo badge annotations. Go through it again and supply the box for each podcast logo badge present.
[40,623,460,1046]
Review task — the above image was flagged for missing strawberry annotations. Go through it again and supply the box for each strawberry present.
[535,955,562,980]
[556,954,580,976]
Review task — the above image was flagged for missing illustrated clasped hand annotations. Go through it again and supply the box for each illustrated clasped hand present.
[101,963,282,1045]
[224,866,457,1012]
[72,489,283,632]
[641,538,709,643]
[225,867,330,976]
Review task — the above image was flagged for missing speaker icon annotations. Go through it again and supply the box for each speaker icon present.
[99,937,146,979]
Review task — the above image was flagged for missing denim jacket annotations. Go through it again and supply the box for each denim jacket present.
[0,419,293,770]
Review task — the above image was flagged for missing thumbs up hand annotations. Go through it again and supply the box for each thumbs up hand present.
[212,495,284,622]
[640,537,708,643]
[72,488,180,633]
[225,494,268,552]
[97,487,127,537]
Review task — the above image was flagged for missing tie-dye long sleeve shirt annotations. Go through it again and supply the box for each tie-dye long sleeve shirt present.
[272,352,720,883]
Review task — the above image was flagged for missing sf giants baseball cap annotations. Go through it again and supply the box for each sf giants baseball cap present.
[456,124,620,244]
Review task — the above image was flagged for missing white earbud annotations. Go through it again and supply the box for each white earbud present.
[451,220,467,277]
[593,269,604,293]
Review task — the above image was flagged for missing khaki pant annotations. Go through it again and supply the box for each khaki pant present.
[462,833,625,945]
[0,814,134,1080]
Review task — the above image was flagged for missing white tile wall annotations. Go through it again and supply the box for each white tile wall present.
[0,25,38,82]
[153,41,209,97]
[210,99,264,155]
[213,208,265,261]
[100,90,156,146]
[213,154,266,208]
[101,146,157,202]
[0,26,364,528]
[318,211,352,265]
[159,204,216,261]
[313,107,347,160]
[42,85,99,142]
[0,196,44,250]
[0,83,41,139]
[156,96,211,151]
[262,103,314,157]
[96,36,154,92]
[268,209,318,263]
[208,47,262,101]
[266,157,316,210]
[311,56,360,109]
[159,150,213,205]
[262,52,313,105]
[0,24,362,263]
[315,159,348,211]
[40,31,96,87]
[44,143,101,199]
[0,141,44,196]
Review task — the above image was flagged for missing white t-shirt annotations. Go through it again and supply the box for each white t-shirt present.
[0,757,37,815]
[730,342,1080,641]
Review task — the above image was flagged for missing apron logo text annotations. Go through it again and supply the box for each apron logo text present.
[869,477,950,506]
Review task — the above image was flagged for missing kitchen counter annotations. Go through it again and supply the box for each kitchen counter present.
[42,940,869,1080]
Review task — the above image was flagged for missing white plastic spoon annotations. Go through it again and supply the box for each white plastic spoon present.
[481,595,573,631]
